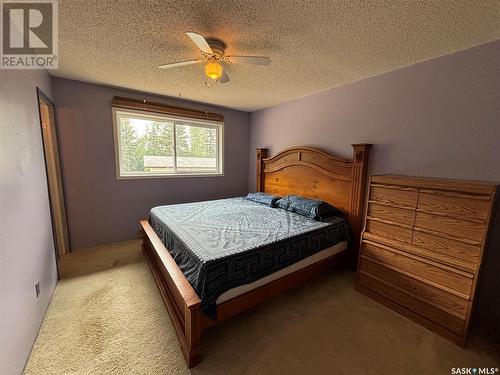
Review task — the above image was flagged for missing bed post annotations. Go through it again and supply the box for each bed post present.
[185,306,202,367]
[256,148,268,192]
[349,144,372,269]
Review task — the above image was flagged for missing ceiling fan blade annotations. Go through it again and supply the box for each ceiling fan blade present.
[219,71,230,83]
[186,32,213,54]
[226,56,271,65]
[158,60,202,69]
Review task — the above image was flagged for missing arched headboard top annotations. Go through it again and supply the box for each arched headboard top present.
[256,144,372,262]
[261,146,356,182]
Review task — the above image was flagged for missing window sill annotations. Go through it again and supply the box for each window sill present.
[116,172,224,180]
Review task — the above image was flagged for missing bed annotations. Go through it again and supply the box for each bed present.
[140,144,371,367]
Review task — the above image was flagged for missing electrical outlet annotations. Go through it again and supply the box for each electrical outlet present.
[35,281,40,298]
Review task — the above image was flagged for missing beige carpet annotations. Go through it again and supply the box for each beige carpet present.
[24,240,499,375]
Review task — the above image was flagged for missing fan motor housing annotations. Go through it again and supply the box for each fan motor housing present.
[206,38,226,58]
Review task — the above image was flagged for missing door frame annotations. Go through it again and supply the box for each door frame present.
[36,87,71,269]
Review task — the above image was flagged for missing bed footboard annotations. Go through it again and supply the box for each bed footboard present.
[140,220,202,368]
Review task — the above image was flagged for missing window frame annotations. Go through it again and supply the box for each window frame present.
[112,107,224,179]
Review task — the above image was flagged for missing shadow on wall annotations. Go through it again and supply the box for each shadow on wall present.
[473,186,500,341]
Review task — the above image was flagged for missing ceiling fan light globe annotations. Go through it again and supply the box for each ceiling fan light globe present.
[205,60,223,80]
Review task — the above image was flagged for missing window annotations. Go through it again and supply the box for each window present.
[112,108,223,178]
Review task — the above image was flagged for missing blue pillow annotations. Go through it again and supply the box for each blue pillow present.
[275,195,344,221]
[245,192,280,207]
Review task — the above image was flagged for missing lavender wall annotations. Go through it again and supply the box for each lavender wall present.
[249,40,500,188]
[248,41,500,336]
[0,71,58,375]
[51,78,251,250]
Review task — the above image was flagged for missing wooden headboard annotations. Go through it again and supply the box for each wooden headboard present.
[256,144,372,260]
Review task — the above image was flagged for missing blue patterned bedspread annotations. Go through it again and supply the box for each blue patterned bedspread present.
[149,197,350,318]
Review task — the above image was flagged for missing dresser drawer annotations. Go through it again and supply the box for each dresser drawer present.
[414,212,485,243]
[412,230,481,266]
[418,191,490,221]
[370,185,418,209]
[361,241,473,296]
[368,202,415,226]
[365,219,413,243]
[358,272,465,335]
[359,257,468,319]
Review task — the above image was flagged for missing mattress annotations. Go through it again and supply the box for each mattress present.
[216,240,348,304]
[149,197,350,318]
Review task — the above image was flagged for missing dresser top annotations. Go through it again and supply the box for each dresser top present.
[371,175,497,196]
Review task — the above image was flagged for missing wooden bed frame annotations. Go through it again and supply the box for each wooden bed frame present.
[140,144,371,367]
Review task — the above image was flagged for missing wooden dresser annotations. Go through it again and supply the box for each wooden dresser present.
[357,175,497,345]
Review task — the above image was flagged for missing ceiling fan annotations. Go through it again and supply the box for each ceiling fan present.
[158,32,271,84]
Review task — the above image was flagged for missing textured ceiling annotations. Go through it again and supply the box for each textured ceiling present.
[53,1,500,111]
